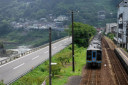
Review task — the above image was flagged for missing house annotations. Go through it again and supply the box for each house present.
[105,23,117,35]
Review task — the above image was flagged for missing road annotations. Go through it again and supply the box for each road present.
[0,37,72,84]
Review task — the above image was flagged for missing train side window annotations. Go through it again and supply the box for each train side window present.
[87,50,91,60]
[87,51,91,55]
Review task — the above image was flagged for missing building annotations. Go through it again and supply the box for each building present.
[54,15,68,22]
[116,0,128,48]
[98,11,106,20]
[105,23,117,35]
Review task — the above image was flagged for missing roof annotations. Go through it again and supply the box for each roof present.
[87,33,102,51]
[87,44,101,50]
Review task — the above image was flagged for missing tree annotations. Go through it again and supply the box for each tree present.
[0,20,12,36]
[68,22,96,47]
[0,42,6,55]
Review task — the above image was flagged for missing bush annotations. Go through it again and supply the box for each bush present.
[0,80,5,85]
[52,65,61,77]
[107,33,115,40]
[56,51,71,67]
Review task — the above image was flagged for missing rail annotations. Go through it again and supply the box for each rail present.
[0,36,70,66]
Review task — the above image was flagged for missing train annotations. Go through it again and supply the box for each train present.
[86,32,102,67]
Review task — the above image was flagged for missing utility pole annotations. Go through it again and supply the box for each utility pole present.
[126,24,128,50]
[122,34,123,48]
[117,33,118,46]
[72,10,75,72]
[49,27,52,85]
[126,36,127,49]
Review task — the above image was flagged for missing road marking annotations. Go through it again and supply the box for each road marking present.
[44,51,48,53]
[32,55,39,60]
[13,63,24,70]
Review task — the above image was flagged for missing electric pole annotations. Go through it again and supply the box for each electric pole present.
[49,27,52,85]
[126,24,128,50]
[72,10,75,72]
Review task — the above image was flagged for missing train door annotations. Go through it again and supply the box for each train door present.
[92,51,96,62]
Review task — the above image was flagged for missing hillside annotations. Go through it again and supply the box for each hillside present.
[0,0,121,26]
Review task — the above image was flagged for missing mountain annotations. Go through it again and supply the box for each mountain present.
[0,0,122,26]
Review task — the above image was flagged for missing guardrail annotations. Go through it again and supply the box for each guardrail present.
[0,36,70,66]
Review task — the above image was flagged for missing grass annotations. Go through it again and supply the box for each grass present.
[123,48,128,53]
[11,45,86,85]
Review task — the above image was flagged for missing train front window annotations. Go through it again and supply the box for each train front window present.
[97,51,102,60]
[93,52,95,57]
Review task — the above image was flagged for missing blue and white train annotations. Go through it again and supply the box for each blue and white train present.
[86,32,102,67]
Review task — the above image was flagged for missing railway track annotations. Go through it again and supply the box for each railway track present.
[103,37,128,85]
[80,66,101,85]
[80,37,128,85]
[86,69,99,85]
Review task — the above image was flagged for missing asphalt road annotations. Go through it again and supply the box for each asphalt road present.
[0,37,72,84]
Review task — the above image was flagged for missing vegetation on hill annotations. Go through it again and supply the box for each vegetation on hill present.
[0,0,122,26]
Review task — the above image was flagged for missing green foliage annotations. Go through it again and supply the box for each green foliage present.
[0,80,5,85]
[107,33,115,40]
[68,22,96,47]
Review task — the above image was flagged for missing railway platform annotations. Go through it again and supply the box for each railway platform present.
[115,48,128,65]
[115,48,128,74]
